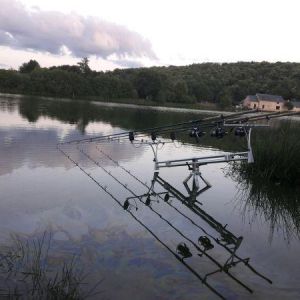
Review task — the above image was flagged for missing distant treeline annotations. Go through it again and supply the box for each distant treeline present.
[1,59,300,107]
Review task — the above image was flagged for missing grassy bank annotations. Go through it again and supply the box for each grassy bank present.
[84,95,223,111]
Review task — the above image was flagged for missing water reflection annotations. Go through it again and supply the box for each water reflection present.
[16,96,206,135]
[1,95,300,299]
[0,123,145,177]
[234,179,300,242]
[57,141,272,299]
[2,95,252,153]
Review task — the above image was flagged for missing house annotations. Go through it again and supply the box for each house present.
[243,94,285,111]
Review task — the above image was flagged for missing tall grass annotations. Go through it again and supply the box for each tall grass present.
[0,232,102,299]
[232,121,300,186]
[228,121,300,240]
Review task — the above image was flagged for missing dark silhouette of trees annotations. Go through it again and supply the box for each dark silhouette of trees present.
[19,60,40,73]
[77,57,91,74]
[1,60,300,107]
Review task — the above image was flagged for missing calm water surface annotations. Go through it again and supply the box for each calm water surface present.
[0,96,299,299]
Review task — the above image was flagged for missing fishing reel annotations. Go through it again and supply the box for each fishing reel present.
[129,131,135,142]
[163,193,170,202]
[189,127,205,141]
[151,132,157,141]
[123,198,138,211]
[176,242,192,259]
[198,236,214,251]
[234,126,246,137]
[210,126,226,138]
[218,232,243,248]
[170,132,176,141]
[144,194,160,207]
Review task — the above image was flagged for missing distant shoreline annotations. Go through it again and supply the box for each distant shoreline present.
[0,92,232,115]
[89,100,232,115]
[1,92,299,120]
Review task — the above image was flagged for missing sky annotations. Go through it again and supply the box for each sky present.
[0,0,300,71]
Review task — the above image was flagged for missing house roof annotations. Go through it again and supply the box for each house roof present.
[256,93,284,102]
[245,95,258,102]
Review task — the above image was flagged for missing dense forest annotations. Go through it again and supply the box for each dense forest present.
[1,58,300,108]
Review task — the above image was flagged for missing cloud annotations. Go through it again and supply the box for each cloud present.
[0,0,156,60]
[0,62,10,69]
[114,60,144,68]
[107,55,144,68]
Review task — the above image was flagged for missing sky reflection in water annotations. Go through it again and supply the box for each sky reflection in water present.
[0,96,300,299]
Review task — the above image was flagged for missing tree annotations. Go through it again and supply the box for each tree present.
[219,90,233,109]
[134,69,163,101]
[77,57,91,74]
[173,80,194,103]
[284,101,294,110]
[19,60,40,73]
[3,60,300,107]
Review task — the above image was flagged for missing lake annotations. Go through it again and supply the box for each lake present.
[0,95,299,299]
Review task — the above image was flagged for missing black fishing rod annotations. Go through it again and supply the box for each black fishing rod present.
[225,111,281,123]
[59,109,258,145]
[77,110,299,147]
[226,110,300,125]
[59,109,299,146]
[69,110,275,146]
[118,109,259,141]
[152,110,300,141]
[102,110,289,143]
[242,110,300,123]
[85,109,260,144]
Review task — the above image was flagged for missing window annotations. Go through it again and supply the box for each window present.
[253,104,257,108]
[276,105,280,110]
[262,105,265,109]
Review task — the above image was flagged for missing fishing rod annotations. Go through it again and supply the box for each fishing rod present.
[59,109,258,145]
[107,109,260,142]
[90,110,296,145]
[225,110,300,125]
[225,111,282,123]
[146,110,300,144]
[147,110,299,137]
[57,145,226,299]
[85,110,260,145]
[95,145,272,284]
[58,109,299,148]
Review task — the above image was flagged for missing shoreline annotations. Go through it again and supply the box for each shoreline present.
[1,92,299,120]
[0,92,232,115]
[89,100,232,115]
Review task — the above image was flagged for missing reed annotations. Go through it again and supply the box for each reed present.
[232,120,300,186]
[235,181,300,241]
[228,121,300,240]
[0,232,102,299]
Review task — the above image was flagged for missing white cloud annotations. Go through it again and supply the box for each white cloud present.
[1,0,300,70]
[0,0,155,60]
